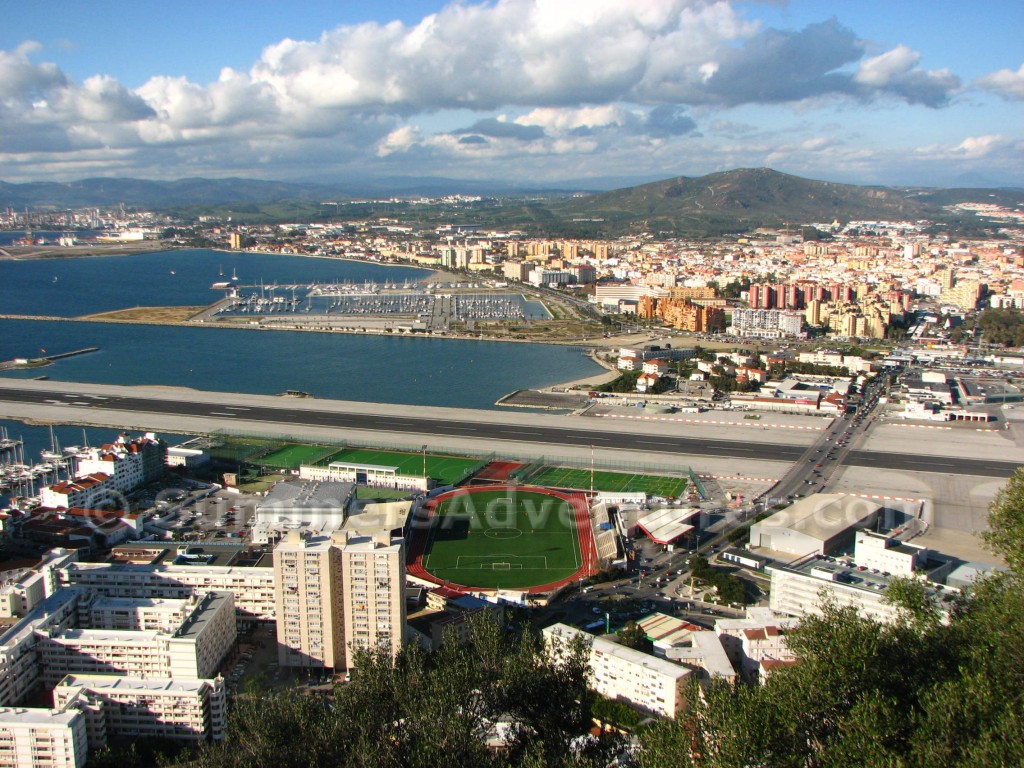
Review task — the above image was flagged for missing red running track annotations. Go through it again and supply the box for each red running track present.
[406,484,599,595]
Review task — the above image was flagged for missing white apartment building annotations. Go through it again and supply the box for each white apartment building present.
[0,707,88,768]
[39,474,113,510]
[38,592,236,687]
[58,562,276,624]
[86,596,194,632]
[543,624,691,719]
[339,532,405,668]
[72,433,166,495]
[274,531,346,671]
[729,308,803,338]
[273,529,406,671]
[0,549,77,618]
[0,590,81,707]
[52,674,226,744]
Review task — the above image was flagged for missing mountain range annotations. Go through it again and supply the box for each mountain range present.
[2,169,1022,235]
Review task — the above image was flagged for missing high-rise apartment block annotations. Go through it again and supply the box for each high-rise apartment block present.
[274,530,405,672]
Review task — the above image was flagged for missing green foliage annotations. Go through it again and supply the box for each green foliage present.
[635,482,1024,768]
[984,466,1024,573]
[189,614,623,768]
[591,696,643,730]
[689,557,748,605]
[617,621,651,651]
[713,278,751,300]
[596,370,642,393]
[980,308,1024,347]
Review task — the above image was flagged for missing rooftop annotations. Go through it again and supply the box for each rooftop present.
[57,674,218,694]
[755,493,882,543]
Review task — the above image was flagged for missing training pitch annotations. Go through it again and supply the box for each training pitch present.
[414,486,596,591]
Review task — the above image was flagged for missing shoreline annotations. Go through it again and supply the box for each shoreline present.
[0,243,679,391]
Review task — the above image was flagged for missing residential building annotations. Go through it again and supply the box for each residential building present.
[274,530,346,671]
[274,527,405,672]
[339,532,405,668]
[544,623,691,719]
[729,308,803,338]
[59,561,276,625]
[73,433,166,495]
[0,707,88,768]
[52,674,227,744]
[38,591,236,687]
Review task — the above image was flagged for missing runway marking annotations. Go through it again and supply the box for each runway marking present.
[208,412,237,416]
[225,406,251,411]
[838,491,925,503]
[595,413,828,430]
[504,430,542,436]
[699,474,778,483]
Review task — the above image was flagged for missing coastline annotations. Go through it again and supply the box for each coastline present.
[0,243,666,392]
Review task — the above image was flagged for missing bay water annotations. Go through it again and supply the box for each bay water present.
[0,249,604,462]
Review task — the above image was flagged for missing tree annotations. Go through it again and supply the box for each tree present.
[617,621,649,651]
[983,466,1024,572]
[189,613,621,768]
[635,479,1024,768]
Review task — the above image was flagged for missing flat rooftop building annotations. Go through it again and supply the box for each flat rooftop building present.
[749,493,883,558]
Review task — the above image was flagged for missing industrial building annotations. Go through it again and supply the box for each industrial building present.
[748,493,883,558]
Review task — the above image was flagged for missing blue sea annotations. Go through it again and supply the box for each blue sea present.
[0,249,603,408]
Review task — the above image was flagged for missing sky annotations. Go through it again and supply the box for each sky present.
[1,0,1022,189]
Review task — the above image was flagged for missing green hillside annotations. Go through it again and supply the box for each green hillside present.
[551,167,932,235]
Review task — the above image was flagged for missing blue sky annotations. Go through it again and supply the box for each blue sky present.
[1,0,1021,188]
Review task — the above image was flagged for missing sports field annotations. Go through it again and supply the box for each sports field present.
[320,447,481,486]
[208,437,275,463]
[259,443,336,469]
[526,466,687,497]
[418,487,589,590]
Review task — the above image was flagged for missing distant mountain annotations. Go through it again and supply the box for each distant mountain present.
[0,177,338,209]
[552,168,912,233]
[3,169,1021,235]
[0,175,595,209]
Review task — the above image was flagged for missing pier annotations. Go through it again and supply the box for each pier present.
[0,346,99,371]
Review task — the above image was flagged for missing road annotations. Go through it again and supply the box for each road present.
[0,380,1016,478]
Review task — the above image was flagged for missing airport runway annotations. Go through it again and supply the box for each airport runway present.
[0,381,1016,478]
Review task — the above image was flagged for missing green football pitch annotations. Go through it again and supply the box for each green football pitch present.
[259,443,336,469]
[421,488,584,590]
[320,448,481,486]
[526,466,688,497]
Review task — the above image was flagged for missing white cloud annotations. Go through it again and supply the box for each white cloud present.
[377,125,421,156]
[854,44,959,106]
[976,63,1024,100]
[952,134,1011,159]
[0,1,1012,185]
[514,106,634,133]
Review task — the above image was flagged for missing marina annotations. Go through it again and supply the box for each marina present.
[0,249,604,414]
[0,425,81,497]
[202,280,549,332]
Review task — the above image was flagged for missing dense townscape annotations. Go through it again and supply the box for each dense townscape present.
[0,172,1022,767]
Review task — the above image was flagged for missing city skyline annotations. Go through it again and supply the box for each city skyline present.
[1,0,1022,189]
